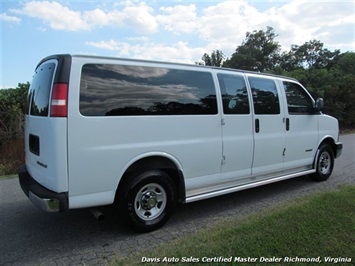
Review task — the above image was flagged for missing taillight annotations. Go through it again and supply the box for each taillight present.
[50,83,68,117]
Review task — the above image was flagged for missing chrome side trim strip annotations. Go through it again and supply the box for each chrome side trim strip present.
[185,170,316,203]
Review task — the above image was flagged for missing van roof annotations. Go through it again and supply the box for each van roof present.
[40,54,299,82]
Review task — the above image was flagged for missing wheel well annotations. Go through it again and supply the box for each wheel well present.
[117,156,186,203]
[319,137,337,156]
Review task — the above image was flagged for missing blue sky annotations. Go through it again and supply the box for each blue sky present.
[1,0,354,88]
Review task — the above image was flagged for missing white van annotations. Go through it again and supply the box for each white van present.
[19,54,342,232]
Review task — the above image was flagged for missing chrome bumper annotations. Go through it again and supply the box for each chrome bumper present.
[335,142,343,159]
[18,165,68,212]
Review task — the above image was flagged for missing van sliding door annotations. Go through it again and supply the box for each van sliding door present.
[248,75,286,176]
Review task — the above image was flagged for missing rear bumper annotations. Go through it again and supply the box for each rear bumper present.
[335,142,343,159]
[18,164,68,212]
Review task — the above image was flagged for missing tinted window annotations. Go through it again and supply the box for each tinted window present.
[28,62,55,116]
[80,64,217,116]
[218,74,249,114]
[283,81,314,114]
[248,77,280,115]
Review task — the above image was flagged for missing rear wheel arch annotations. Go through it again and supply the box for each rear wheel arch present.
[116,155,186,204]
[118,169,176,232]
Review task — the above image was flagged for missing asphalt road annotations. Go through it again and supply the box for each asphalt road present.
[1,134,354,266]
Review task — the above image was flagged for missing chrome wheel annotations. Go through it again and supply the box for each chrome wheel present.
[310,143,334,182]
[319,151,331,175]
[120,169,176,232]
[134,183,167,221]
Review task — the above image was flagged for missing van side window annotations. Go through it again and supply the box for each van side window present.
[28,63,55,116]
[217,74,250,114]
[248,77,280,115]
[283,81,314,114]
[80,64,217,116]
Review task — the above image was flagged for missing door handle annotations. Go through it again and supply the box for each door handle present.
[286,118,290,131]
[255,118,260,133]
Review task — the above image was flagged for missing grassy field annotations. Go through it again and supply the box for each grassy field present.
[113,185,355,265]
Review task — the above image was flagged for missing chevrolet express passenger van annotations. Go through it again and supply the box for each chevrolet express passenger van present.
[19,54,342,232]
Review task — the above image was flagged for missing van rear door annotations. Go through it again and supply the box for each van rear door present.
[25,56,70,193]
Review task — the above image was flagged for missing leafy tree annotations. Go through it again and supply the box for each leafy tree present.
[224,26,280,72]
[279,40,341,71]
[201,50,225,67]
[0,82,29,114]
[325,52,355,129]
[0,82,29,144]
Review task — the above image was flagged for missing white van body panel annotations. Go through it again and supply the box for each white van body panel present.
[25,116,68,192]
[67,57,222,207]
[278,79,320,171]
[20,54,342,219]
[318,114,339,144]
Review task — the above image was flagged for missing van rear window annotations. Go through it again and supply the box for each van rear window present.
[28,62,56,116]
[80,64,217,116]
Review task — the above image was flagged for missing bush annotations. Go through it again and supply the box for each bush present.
[0,137,24,175]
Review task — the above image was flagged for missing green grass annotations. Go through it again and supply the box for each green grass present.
[113,185,355,265]
[340,129,355,135]
[0,174,17,180]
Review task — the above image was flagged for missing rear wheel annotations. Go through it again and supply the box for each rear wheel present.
[310,144,334,181]
[119,170,176,232]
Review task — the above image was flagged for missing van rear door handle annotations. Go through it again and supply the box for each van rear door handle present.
[255,119,260,133]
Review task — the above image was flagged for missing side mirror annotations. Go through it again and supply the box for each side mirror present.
[315,98,324,111]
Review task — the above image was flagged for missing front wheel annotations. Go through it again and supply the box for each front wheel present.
[119,170,176,232]
[310,144,334,182]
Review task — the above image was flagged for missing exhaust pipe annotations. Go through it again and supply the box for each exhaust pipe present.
[90,208,104,221]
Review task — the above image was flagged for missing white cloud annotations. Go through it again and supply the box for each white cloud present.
[157,4,197,34]
[9,0,354,58]
[121,1,158,34]
[266,0,354,50]
[11,1,158,33]
[86,40,205,63]
[11,1,89,31]
[196,1,263,52]
[1,13,21,24]
[86,40,121,51]
[83,8,111,27]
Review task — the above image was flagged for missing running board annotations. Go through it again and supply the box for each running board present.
[185,169,316,203]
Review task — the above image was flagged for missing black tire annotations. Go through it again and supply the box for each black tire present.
[119,170,176,232]
[310,144,334,182]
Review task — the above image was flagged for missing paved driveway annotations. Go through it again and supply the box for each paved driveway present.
[1,134,354,265]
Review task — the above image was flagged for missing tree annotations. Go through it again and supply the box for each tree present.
[279,40,341,71]
[224,26,280,72]
[201,50,225,67]
[0,82,29,145]
[197,28,353,129]
[325,52,355,129]
[0,82,29,114]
